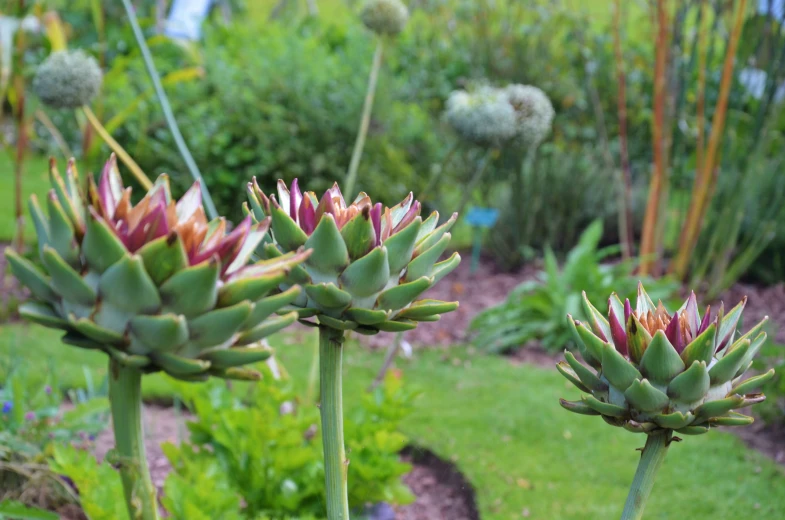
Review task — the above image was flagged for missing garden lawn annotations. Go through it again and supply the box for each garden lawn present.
[2,323,785,519]
[0,153,52,243]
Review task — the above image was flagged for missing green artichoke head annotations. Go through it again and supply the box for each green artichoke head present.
[6,156,310,381]
[244,179,461,334]
[559,283,774,436]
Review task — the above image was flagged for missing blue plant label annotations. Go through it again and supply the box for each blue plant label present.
[165,0,213,41]
[465,207,499,228]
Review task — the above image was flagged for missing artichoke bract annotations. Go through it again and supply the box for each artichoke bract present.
[559,284,774,435]
[245,179,461,333]
[6,156,310,381]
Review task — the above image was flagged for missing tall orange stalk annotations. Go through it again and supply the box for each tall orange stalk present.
[671,0,747,279]
[694,0,709,174]
[639,0,671,275]
[613,0,634,260]
[12,0,27,252]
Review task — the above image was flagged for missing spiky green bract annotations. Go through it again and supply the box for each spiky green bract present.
[245,179,460,335]
[6,157,310,381]
[559,283,771,436]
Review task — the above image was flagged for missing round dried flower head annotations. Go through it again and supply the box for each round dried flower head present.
[444,86,517,147]
[33,50,103,109]
[361,0,409,36]
[504,84,555,147]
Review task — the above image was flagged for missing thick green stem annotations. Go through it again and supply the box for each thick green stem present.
[345,41,384,197]
[319,326,350,520]
[621,432,671,520]
[109,360,159,520]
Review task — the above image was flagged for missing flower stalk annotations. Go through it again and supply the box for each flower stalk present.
[319,326,350,520]
[345,40,384,197]
[108,360,159,520]
[120,0,218,220]
[82,105,153,190]
[621,431,671,520]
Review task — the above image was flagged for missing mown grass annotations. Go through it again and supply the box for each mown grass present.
[0,153,53,243]
[2,322,784,520]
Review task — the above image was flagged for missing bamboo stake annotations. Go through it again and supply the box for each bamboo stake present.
[639,0,671,275]
[671,0,747,279]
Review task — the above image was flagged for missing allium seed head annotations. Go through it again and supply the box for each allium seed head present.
[33,50,103,109]
[503,84,554,147]
[361,0,409,36]
[444,86,518,147]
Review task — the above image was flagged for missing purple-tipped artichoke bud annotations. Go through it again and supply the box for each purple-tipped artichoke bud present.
[444,86,518,147]
[244,179,461,334]
[503,84,554,147]
[5,155,310,381]
[361,0,409,36]
[559,283,773,437]
[33,50,103,109]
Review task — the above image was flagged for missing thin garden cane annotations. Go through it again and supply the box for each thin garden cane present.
[120,0,219,220]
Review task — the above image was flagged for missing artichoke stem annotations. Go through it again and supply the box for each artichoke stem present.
[621,431,671,520]
[109,360,159,520]
[319,326,350,520]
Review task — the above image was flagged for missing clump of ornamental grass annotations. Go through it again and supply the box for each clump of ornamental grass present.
[560,284,774,519]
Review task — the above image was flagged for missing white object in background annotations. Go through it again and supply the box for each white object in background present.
[759,0,785,20]
[165,0,213,41]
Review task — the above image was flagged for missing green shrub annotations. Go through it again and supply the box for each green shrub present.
[100,20,446,218]
[1,364,108,507]
[470,221,679,354]
[162,367,415,519]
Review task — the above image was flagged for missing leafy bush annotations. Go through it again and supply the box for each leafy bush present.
[48,444,129,520]
[162,367,415,519]
[100,19,445,218]
[0,364,108,508]
[470,221,679,353]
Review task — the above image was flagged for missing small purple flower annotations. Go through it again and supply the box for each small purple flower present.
[88,434,96,441]
[45,385,52,395]
[25,411,35,421]
[1,401,11,414]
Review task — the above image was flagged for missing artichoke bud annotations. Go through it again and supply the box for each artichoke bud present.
[559,283,772,437]
[6,155,310,380]
[246,178,460,334]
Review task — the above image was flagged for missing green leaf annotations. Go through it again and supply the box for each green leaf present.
[340,246,390,297]
[0,501,59,519]
[639,331,685,384]
[304,214,349,275]
[667,361,710,403]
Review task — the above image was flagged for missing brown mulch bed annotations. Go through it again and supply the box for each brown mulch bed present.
[361,255,539,349]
